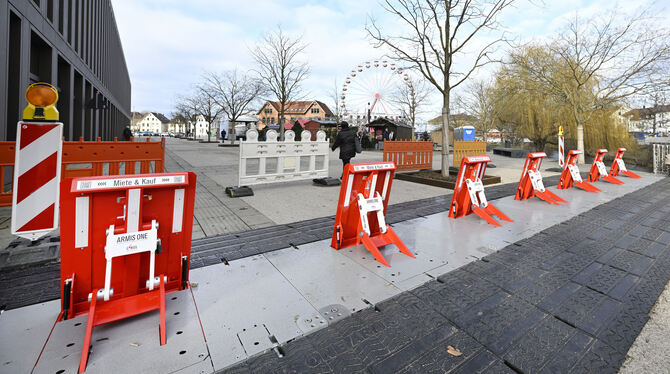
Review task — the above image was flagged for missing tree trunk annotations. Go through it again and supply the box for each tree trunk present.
[207,121,211,142]
[577,122,585,163]
[441,92,451,177]
[279,107,285,141]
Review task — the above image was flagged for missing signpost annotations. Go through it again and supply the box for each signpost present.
[11,83,63,241]
[558,126,564,168]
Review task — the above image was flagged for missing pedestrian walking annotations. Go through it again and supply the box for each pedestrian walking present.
[123,126,132,141]
[331,121,357,177]
[221,129,227,143]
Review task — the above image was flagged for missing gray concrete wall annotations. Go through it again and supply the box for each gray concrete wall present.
[0,0,131,141]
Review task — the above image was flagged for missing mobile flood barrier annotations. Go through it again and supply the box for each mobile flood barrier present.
[226,129,339,197]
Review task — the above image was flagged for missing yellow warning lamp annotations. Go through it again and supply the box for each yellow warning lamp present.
[558,126,564,136]
[23,82,59,121]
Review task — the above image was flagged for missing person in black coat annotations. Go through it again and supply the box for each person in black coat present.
[331,121,357,176]
[123,126,132,141]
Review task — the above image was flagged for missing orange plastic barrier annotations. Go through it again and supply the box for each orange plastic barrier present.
[383,140,433,171]
[558,150,600,192]
[0,137,165,207]
[515,152,567,205]
[60,172,196,373]
[331,162,413,267]
[610,148,641,179]
[588,149,623,185]
[449,155,513,226]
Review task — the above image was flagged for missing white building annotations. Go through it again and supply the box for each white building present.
[192,115,210,139]
[168,122,187,134]
[625,105,670,135]
[132,112,170,134]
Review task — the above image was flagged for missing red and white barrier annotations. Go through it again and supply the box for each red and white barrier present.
[11,122,63,240]
[588,149,623,185]
[558,150,600,192]
[610,148,641,179]
[515,152,567,205]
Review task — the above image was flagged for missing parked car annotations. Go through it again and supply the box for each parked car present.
[142,132,152,136]
[235,124,248,140]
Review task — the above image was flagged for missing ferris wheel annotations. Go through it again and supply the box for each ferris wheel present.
[340,60,412,125]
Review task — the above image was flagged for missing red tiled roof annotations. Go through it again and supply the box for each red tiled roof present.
[258,100,334,117]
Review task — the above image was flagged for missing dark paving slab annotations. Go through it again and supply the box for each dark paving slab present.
[218,177,670,374]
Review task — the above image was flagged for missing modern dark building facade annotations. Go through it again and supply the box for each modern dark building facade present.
[0,0,131,141]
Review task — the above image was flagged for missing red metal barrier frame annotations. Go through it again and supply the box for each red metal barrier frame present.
[449,155,513,226]
[610,148,641,179]
[515,152,567,205]
[330,162,413,267]
[558,150,600,192]
[59,172,197,373]
[588,149,624,185]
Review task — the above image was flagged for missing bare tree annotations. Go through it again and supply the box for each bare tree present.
[461,79,497,141]
[393,77,432,139]
[329,79,342,123]
[367,0,517,176]
[174,96,200,138]
[203,70,264,143]
[251,27,310,139]
[513,10,670,162]
[177,84,226,142]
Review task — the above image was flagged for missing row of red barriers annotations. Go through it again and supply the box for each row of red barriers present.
[0,137,165,207]
[330,148,640,267]
[54,147,640,372]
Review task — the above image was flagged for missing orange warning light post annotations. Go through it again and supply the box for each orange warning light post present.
[23,82,59,121]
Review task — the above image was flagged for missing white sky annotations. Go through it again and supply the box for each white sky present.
[112,0,667,121]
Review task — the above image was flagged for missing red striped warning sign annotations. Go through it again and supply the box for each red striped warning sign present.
[11,121,63,240]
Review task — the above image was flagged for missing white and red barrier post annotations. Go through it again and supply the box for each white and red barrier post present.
[11,83,63,241]
[558,126,564,168]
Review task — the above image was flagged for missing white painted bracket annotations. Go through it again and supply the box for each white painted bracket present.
[465,178,488,208]
[615,158,628,172]
[356,192,387,236]
[528,170,546,192]
[596,161,608,177]
[568,164,583,182]
[100,220,159,301]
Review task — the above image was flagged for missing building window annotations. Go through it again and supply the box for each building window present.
[264,108,272,114]
[311,108,320,114]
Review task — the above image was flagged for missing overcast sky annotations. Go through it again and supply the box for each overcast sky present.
[113,0,665,120]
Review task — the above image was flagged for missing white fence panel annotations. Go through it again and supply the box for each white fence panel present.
[652,144,670,174]
[239,129,330,186]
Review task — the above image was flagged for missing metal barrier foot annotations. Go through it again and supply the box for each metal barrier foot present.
[622,170,641,179]
[385,227,415,259]
[360,233,391,267]
[535,189,567,205]
[79,290,98,374]
[472,206,502,227]
[601,175,625,185]
[574,180,601,193]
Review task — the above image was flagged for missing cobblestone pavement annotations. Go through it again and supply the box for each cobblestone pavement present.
[220,177,670,374]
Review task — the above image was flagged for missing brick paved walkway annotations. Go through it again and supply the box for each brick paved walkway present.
[221,177,670,374]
